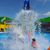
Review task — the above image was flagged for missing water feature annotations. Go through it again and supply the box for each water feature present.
[0,9,50,50]
[11,9,40,50]
[10,9,50,50]
[0,0,50,50]
[0,32,11,50]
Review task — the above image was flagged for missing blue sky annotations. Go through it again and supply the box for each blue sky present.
[0,0,50,18]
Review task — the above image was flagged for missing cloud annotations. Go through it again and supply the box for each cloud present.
[43,0,47,4]
[38,12,50,18]
[36,0,47,2]
[43,12,50,16]
[36,0,48,5]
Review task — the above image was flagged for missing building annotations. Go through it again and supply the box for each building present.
[38,17,50,33]
[0,16,12,32]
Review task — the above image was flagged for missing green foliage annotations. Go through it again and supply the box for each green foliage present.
[39,17,50,22]
[0,16,12,24]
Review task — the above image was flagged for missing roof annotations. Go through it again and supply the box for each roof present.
[39,17,50,23]
[0,16,12,24]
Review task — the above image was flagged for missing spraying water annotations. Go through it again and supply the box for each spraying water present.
[7,0,50,50]
[0,0,50,50]
[11,9,50,50]
[10,7,40,50]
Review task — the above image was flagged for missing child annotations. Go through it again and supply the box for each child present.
[32,38,42,50]
[32,38,37,48]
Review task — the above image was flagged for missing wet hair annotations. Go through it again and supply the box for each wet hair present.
[32,38,36,41]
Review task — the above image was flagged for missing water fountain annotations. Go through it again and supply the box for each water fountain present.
[9,0,50,50]
[12,0,38,50]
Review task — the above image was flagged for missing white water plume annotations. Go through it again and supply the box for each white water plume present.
[9,9,50,50]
